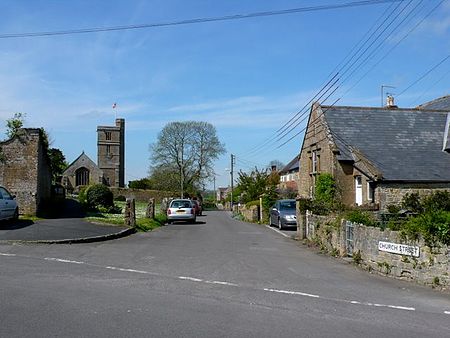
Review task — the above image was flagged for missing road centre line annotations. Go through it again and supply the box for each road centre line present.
[44,257,84,264]
[0,253,432,314]
[444,311,450,315]
[264,288,320,298]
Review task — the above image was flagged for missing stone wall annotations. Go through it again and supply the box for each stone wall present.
[377,182,450,211]
[303,211,450,289]
[110,187,176,203]
[238,204,260,223]
[0,129,52,215]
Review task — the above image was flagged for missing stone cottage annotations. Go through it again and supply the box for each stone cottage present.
[0,128,52,215]
[298,100,450,210]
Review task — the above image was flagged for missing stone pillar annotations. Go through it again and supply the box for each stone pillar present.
[296,199,306,240]
[125,198,136,227]
[146,198,155,219]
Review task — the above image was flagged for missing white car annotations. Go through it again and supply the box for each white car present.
[0,186,18,221]
[166,199,196,224]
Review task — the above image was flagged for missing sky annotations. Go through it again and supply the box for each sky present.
[0,0,449,189]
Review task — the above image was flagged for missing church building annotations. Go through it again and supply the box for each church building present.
[62,118,125,191]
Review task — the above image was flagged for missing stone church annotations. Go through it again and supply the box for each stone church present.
[62,118,125,191]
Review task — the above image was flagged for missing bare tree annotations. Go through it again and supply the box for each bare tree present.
[150,121,225,196]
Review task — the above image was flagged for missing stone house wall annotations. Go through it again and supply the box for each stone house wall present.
[377,182,450,211]
[0,129,52,215]
[302,211,450,288]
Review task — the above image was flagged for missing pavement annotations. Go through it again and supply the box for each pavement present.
[0,199,135,244]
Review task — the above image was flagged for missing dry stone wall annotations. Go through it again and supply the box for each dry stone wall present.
[303,211,450,289]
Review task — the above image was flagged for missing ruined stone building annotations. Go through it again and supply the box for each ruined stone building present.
[0,128,51,215]
[62,118,125,191]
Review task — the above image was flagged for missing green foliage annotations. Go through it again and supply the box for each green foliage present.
[47,148,68,181]
[5,112,25,139]
[422,191,450,212]
[315,173,336,205]
[345,209,376,227]
[86,184,114,209]
[78,185,89,204]
[386,204,401,214]
[136,213,167,232]
[128,178,152,190]
[237,168,272,203]
[401,192,423,213]
[245,200,260,208]
[353,250,362,264]
[402,211,450,246]
[114,195,126,201]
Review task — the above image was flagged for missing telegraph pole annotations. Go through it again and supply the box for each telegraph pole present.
[230,154,235,211]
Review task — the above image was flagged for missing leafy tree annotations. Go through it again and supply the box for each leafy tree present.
[5,112,25,139]
[128,178,152,190]
[268,159,284,171]
[48,148,68,182]
[150,121,225,195]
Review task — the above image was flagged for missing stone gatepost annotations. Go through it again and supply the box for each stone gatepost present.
[146,198,155,219]
[125,198,136,227]
[296,199,306,240]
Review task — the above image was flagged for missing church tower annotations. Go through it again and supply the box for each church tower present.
[97,118,125,187]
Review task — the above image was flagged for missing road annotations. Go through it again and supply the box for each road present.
[1,211,450,337]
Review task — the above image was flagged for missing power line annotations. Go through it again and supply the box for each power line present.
[0,0,406,39]
[398,54,450,96]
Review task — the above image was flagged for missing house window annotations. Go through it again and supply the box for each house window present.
[311,150,320,174]
[105,131,112,140]
[106,145,111,155]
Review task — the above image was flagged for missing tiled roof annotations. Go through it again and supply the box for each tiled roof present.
[280,155,299,174]
[417,95,450,110]
[321,105,450,182]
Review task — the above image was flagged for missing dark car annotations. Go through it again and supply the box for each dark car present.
[269,199,297,230]
[191,200,202,216]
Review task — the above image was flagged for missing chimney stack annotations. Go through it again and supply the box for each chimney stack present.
[386,95,398,109]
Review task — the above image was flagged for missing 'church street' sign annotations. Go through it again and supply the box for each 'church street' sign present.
[378,241,420,257]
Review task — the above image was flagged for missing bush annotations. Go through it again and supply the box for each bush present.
[114,195,126,202]
[402,211,450,246]
[422,191,450,212]
[78,185,89,204]
[86,184,114,209]
[401,192,423,213]
[345,209,376,227]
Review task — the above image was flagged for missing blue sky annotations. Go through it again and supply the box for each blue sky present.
[0,0,449,189]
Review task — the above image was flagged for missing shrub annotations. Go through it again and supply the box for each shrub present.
[402,211,450,246]
[86,184,114,209]
[114,195,126,202]
[401,192,423,213]
[78,185,89,205]
[345,209,376,227]
[422,191,450,212]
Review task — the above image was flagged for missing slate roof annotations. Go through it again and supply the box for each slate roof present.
[321,105,450,182]
[417,95,450,110]
[280,155,299,174]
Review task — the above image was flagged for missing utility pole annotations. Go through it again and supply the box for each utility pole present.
[213,176,216,201]
[230,154,235,211]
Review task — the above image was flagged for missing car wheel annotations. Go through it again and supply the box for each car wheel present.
[278,218,283,230]
[12,208,19,221]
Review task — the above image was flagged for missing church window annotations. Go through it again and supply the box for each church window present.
[105,131,112,140]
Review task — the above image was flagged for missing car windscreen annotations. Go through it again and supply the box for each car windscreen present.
[279,201,296,210]
[171,201,191,208]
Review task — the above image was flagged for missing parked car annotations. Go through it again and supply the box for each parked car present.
[167,199,196,224]
[0,186,19,221]
[269,199,297,230]
[191,200,202,216]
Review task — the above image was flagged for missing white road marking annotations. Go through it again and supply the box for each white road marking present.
[105,266,148,274]
[265,225,290,238]
[178,276,203,282]
[264,288,320,298]
[444,311,450,315]
[206,280,238,287]
[0,252,434,314]
[44,257,84,264]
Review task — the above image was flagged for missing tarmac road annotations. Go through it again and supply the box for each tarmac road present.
[1,211,450,337]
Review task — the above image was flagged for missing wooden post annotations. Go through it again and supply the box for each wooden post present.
[125,198,136,227]
[146,198,155,219]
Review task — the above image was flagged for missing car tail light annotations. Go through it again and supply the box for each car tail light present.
[191,208,194,214]
[167,209,171,215]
